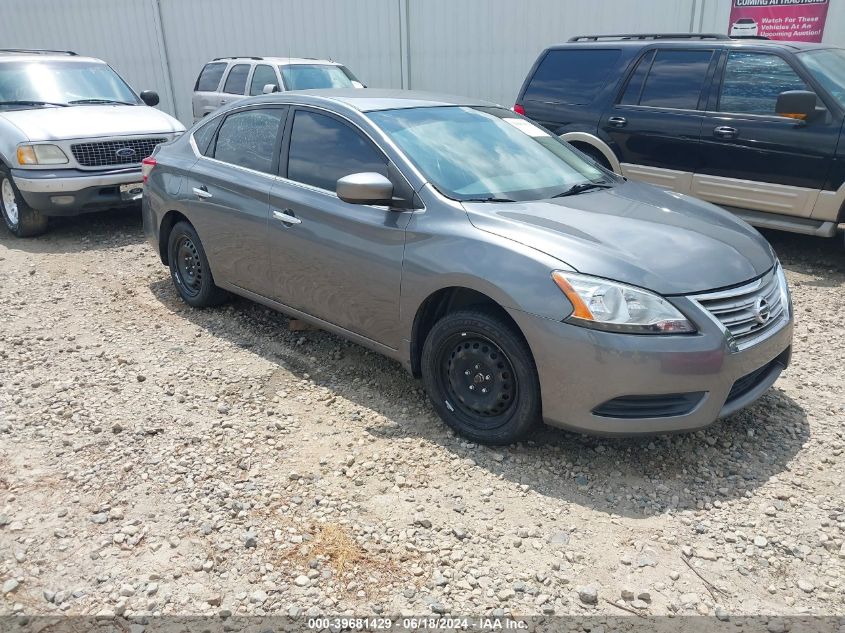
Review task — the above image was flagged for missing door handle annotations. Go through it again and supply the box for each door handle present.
[272,209,302,225]
[192,186,212,199]
[219,99,228,105]
[608,116,627,127]
[713,126,739,139]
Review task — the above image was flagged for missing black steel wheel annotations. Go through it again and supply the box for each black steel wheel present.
[421,309,540,445]
[166,221,228,308]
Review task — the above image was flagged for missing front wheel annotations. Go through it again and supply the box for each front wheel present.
[0,167,48,237]
[421,310,541,445]
[167,221,229,308]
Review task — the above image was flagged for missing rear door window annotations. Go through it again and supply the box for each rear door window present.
[286,109,387,191]
[524,49,621,105]
[223,64,250,95]
[212,108,286,173]
[195,62,226,92]
[718,52,811,115]
[629,49,714,110]
[249,64,279,96]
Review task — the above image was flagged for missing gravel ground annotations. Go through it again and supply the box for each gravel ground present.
[0,209,843,619]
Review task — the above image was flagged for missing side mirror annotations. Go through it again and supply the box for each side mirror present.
[262,83,279,95]
[140,90,160,107]
[336,172,393,205]
[775,90,816,121]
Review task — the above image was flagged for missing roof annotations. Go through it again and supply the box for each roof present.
[257,89,497,112]
[210,56,344,66]
[555,36,837,52]
[0,52,103,63]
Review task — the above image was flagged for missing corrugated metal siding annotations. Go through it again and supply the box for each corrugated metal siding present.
[0,0,841,124]
[406,0,699,106]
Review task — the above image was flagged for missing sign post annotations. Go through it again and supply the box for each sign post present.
[728,0,829,42]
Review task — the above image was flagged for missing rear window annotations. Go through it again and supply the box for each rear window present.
[523,49,621,105]
[223,64,250,95]
[195,62,226,92]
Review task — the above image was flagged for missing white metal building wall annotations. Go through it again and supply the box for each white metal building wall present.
[1,0,842,124]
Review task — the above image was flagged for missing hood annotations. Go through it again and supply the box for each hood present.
[463,180,775,295]
[0,105,184,141]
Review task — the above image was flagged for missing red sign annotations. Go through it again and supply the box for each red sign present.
[728,0,829,42]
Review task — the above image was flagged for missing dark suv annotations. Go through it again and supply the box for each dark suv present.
[515,34,845,246]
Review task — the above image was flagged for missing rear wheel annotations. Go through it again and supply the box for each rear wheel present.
[421,310,541,445]
[572,143,614,172]
[167,221,229,307]
[0,166,48,237]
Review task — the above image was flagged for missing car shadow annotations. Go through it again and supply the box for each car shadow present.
[0,207,144,254]
[148,275,809,519]
[762,228,845,275]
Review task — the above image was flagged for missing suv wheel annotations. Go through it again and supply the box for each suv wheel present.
[421,310,541,445]
[0,166,48,237]
[167,221,229,307]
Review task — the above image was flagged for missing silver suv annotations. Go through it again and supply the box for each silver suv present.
[0,49,185,237]
[192,56,363,122]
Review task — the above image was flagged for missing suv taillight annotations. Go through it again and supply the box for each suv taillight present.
[513,103,526,116]
[141,156,157,183]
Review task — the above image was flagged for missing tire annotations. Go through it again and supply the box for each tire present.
[421,309,541,445]
[0,166,48,237]
[166,221,229,308]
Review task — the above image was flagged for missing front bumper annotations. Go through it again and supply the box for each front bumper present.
[12,167,144,216]
[507,303,793,435]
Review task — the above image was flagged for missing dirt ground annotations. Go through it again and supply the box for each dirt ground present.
[0,209,843,619]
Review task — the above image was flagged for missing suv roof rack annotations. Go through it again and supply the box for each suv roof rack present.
[731,35,771,40]
[0,48,78,56]
[568,33,730,42]
[212,56,263,61]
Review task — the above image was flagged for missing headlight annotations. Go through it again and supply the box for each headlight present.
[552,271,695,334]
[17,144,69,165]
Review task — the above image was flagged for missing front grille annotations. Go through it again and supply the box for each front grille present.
[592,392,705,419]
[692,268,786,351]
[70,138,166,167]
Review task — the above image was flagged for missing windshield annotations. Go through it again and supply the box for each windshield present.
[799,48,845,108]
[279,64,357,90]
[368,106,611,201]
[0,61,139,108]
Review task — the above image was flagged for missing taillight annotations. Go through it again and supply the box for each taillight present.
[513,103,526,116]
[141,156,157,183]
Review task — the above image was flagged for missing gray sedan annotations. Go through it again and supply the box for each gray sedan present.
[142,89,793,445]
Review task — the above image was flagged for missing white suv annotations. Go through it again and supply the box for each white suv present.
[0,49,185,237]
[192,56,364,122]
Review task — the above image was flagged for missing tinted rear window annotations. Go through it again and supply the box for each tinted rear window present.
[223,64,250,95]
[524,49,621,105]
[195,62,226,92]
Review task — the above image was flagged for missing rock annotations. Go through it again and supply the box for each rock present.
[638,591,651,602]
[637,548,658,567]
[430,601,446,614]
[577,585,598,605]
[3,579,20,594]
[118,584,134,597]
[754,536,768,548]
[715,606,730,621]
[549,531,570,546]
[497,588,515,601]
[250,590,267,604]
[243,531,257,548]
[797,579,815,593]
[294,575,310,587]
[207,594,223,607]
[631,599,649,610]
[694,548,718,561]
[90,513,108,524]
[217,403,230,414]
